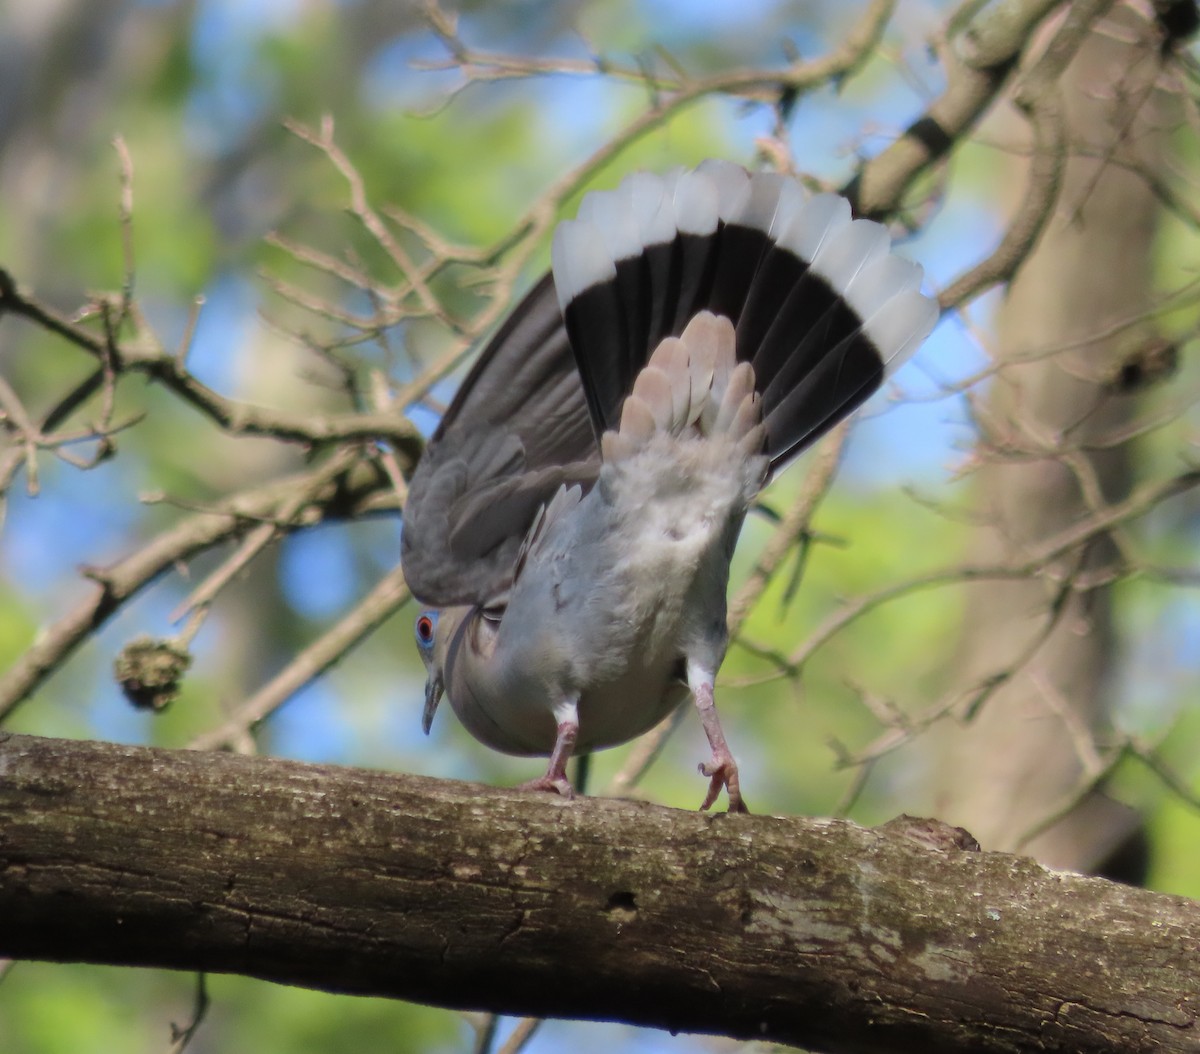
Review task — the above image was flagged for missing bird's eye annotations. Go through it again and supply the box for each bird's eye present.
[414,612,438,648]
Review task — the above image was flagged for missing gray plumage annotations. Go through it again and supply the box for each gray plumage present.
[405,161,938,811]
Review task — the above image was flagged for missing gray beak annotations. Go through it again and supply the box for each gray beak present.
[422,670,444,736]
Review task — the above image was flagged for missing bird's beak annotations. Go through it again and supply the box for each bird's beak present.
[422,669,444,736]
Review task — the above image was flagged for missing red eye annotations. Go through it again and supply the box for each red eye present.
[415,614,435,645]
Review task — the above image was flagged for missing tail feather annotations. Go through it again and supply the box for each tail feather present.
[603,312,762,465]
[712,360,756,437]
[628,172,678,360]
[550,219,622,432]
[627,364,676,434]
[551,163,939,479]
[667,169,721,334]
[617,391,657,445]
[682,311,734,431]
[645,336,694,434]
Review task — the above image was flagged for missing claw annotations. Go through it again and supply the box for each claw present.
[517,773,576,799]
[515,703,579,802]
[699,750,749,813]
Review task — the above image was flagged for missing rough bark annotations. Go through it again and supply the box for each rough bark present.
[1,733,1196,1054]
[926,2,1174,873]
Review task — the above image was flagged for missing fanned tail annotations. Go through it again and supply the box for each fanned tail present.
[551,161,938,479]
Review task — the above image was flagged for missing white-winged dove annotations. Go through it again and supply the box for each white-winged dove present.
[402,160,938,812]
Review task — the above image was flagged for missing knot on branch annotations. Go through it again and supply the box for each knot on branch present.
[1107,338,1179,394]
[114,636,193,712]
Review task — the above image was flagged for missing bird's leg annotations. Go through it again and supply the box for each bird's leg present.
[517,699,579,799]
[689,666,748,813]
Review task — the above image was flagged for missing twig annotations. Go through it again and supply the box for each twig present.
[0,275,423,458]
[113,135,136,332]
[1133,746,1200,812]
[496,1018,542,1054]
[168,446,362,623]
[775,467,1200,676]
[847,0,1063,216]
[418,0,895,114]
[166,973,209,1054]
[938,91,1064,309]
[187,563,411,750]
[285,116,456,331]
[1013,741,1131,853]
[603,706,690,801]
[0,452,392,721]
[832,564,1084,771]
[727,423,849,632]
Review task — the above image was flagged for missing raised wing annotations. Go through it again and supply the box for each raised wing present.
[401,274,598,608]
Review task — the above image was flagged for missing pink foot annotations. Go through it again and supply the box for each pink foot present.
[698,748,748,813]
[516,706,578,801]
[516,773,575,799]
[691,672,749,814]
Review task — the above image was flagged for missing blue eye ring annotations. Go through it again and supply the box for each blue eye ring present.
[414,611,438,648]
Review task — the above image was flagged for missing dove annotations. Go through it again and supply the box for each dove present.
[402,161,937,811]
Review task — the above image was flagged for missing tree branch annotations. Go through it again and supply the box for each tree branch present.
[846,0,1064,217]
[1,733,1196,1054]
[0,450,397,721]
[0,268,422,454]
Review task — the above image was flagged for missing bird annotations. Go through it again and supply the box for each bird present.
[401,160,937,812]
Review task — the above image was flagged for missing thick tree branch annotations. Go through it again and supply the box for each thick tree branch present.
[846,0,1065,217]
[1,733,1196,1054]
